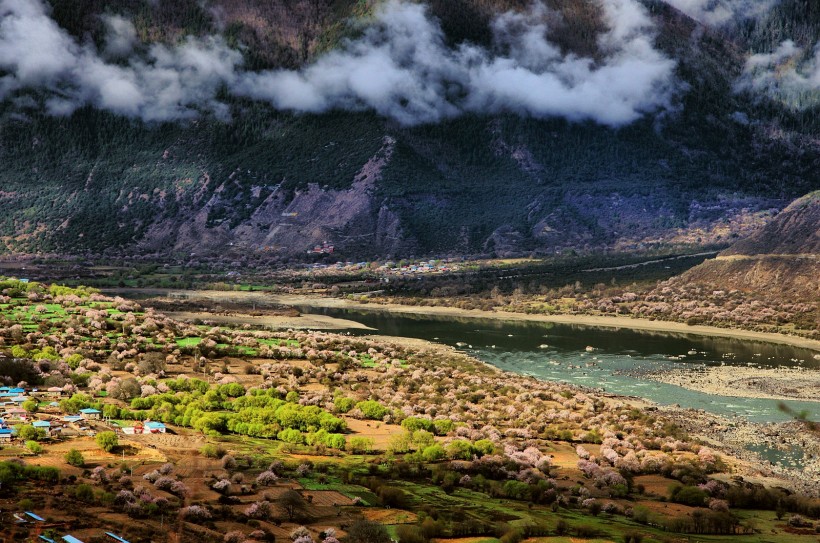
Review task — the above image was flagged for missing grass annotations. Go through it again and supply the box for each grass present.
[175,337,203,347]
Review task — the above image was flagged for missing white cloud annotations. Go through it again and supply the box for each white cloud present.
[102,15,138,58]
[1,0,680,126]
[662,0,777,26]
[736,40,820,98]
[234,0,679,126]
[0,0,242,120]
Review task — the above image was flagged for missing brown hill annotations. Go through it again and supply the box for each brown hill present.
[723,191,820,256]
[675,191,819,299]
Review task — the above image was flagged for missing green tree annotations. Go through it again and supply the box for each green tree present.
[445,440,474,460]
[348,437,375,454]
[21,400,38,413]
[65,448,85,467]
[356,400,388,420]
[334,396,355,413]
[95,431,118,452]
[16,425,44,441]
[421,444,446,462]
[347,519,392,543]
[25,441,42,454]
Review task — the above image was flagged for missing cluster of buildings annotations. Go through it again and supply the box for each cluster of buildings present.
[16,509,131,543]
[0,383,170,448]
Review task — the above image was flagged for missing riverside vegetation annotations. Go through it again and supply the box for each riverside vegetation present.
[0,277,819,542]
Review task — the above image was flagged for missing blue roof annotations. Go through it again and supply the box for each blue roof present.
[105,533,131,543]
[0,429,13,435]
[32,421,51,428]
[62,536,85,543]
[63,416,83,422]
[145,421,165,429]
[25,511,45,521]
[79,408,100,414]
[39,536,56,543]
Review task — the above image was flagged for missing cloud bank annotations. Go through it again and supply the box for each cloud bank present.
[735,40,820,100]
[0,0,679,126]
[234,0,679,126]
[0,0,242,121]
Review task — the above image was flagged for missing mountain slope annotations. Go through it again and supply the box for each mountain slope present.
[675,191,820,299]
[0,0,817,260]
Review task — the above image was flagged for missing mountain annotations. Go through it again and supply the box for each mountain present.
[0,0,818,261]
[674,191,820,299]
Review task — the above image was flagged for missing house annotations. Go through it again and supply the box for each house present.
[63,415,83,424]
[0,428,13,441]
[105,533,131,543]
[32,386,66,399]
[79,408,101,420]
[6,408,28,420]
[0,387,26,395]
[32,420,51,433]
[24,511,45,522]
[62,536,86,543]
[144,421,166,434]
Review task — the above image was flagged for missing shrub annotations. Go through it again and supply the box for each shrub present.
[25,441,42,454]
[421,444,446,462]
[200,444,224,458]
[256,471,278,486]
[244,500,272,519]
[182,505,212,521]
[334,396,356,413]
[446,440,474,460]
[75,483,94,502]
[65,448,85,467]
[401,417,433,433]
[96,431,118,452]
[670,485,709,507]
[221,454,237,470]
[16,425,43,441]
[348,437,375,454]
[355,400,388,420]
[278,428,305,445]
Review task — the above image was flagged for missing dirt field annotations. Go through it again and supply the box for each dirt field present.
[633,475,679,498]
[304,490,356,506]
[344,418,404,449]
[363,508,418,524]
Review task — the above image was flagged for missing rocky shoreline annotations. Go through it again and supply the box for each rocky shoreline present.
[642,365,820,403]
[658,406,820,496]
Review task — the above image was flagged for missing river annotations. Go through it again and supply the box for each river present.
[295,305,819,424]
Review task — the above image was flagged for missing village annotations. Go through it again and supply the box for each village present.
[0,385,168,440]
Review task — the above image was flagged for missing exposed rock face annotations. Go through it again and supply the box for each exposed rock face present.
[137,137,416,259]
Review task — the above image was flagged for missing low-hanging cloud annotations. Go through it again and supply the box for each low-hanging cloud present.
[0,0,242,121]
[234,0,679,126]
[1,0,679,126]
[735,40,820,101]
[661,0,777,26]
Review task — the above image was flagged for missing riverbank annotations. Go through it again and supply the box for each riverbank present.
[160,310,375,331]
[264,293,820,352]
[110,288,820,351]
[361,333,820,496]
[643,365,820,403]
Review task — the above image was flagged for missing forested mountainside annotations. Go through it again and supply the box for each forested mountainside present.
[0,0,818,260]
